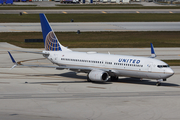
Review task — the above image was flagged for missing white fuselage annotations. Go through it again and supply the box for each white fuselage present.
[43,51,174,80]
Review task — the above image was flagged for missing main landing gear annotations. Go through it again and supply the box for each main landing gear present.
[87,74,91,82]
[110,76,118,81]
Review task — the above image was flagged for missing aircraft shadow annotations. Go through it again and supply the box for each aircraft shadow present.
[28,72,87,84]
[29,81,86,84]
[111,78,180,87]
[27,72,179,86]
[27,72,111,84]
[27,72,87,79]
[59,72,111,84]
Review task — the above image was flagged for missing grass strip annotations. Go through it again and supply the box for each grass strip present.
[1,14,180,22]
[0,6,180,10]
[0,5,37,6]
[0,32,180,48]
[163,60,180,66]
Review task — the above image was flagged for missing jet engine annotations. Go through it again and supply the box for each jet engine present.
[88,70,109,82]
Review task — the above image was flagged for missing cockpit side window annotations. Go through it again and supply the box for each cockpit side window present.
[157,65,169,68]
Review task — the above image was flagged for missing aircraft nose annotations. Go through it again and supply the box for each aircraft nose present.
[170,69,174,75]
[167,68,174,76]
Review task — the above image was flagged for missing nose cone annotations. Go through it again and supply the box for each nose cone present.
[166,68,174,78]
[171,69,174,75]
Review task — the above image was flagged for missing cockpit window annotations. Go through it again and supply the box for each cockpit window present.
[157,65,169,68]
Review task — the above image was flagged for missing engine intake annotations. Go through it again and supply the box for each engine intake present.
[88,70,109,82]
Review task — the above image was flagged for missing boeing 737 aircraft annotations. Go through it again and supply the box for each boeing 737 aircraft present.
[8,13,174,86]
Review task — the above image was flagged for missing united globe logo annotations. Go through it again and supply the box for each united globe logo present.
[45,31,61,51]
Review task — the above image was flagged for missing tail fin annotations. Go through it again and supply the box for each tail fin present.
[39,13,71,51]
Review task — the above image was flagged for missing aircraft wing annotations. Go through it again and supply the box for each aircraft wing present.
[8,51,116,75]
[8,51,92,72]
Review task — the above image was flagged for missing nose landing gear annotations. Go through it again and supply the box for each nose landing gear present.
[156,79,163,86]
[156,82,161,86]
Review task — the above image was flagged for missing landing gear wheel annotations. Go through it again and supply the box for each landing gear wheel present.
[156,82,161,86]
[87,74,91,82]
[110,76,118,81]
[156,79,163,86]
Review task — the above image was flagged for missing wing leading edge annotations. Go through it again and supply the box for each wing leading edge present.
[13,50,49,55]
[7,51,94,72]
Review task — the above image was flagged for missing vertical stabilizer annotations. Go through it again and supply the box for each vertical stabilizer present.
[39,13,71,51]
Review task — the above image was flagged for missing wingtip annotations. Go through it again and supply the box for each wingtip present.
[150,43,155,54]
[150,43,156,58]
[8,51,16,64]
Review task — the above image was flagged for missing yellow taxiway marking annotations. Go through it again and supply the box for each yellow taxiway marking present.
[104,29,133,31]
[10,29,27,32]
[169,11,173,13]
[102,11,107,14]
[23,11,28,14]
[136,11,140,13]
[62,11,67,14]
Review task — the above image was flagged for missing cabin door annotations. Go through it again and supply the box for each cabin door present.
[53,54,58,61]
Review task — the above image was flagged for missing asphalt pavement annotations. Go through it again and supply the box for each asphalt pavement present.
[0,42,180,120]
[1,22,180,32]
[1,9,180,14]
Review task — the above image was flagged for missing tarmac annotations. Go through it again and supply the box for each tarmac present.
[1,9,180,14]
[1,1,180,119]
[1,2,180,14]
[1,22,180,32]
[0,42,180,120]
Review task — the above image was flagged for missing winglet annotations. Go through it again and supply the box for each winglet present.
[8,51,18,70]
[150,43,156,58]
[8,51,16,64]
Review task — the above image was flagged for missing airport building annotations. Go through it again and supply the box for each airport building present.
[31,0,131,3]
[13,0,131,3]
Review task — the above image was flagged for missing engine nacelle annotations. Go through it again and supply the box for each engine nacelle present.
[88,70,109,82]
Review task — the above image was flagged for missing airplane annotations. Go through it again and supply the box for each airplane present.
[8,13,174,86]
